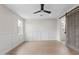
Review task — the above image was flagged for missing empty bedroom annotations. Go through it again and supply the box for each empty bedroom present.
[0,4,79,55]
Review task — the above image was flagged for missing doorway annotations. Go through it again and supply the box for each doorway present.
[57,16,66,44]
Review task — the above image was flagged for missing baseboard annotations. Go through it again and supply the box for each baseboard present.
[66,44,79,53]
[25,39,58,42]
[4,40,25,55]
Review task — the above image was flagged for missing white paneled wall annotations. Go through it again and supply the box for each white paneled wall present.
[0,5,24,54]
[25,18,57,41]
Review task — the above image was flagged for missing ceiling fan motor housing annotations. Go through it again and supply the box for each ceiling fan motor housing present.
[34,4,51,14]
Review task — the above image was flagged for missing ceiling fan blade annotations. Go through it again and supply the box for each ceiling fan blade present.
[41,4,44,10]
[33,10,41,14]
[44,10,51,14]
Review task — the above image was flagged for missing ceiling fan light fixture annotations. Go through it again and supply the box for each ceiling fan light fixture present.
[33,4,51,14]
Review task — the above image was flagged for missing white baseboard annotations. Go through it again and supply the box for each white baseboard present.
[4,40,25,55]
[25,39,58,42]
[66,44,79,53]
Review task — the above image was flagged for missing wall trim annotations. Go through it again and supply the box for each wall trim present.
[4,40,25,55]
[66,44,79,53]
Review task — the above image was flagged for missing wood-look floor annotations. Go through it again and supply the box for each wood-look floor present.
[7,40,79,55]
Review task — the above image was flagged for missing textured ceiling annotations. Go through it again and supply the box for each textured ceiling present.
[5,4,79,19]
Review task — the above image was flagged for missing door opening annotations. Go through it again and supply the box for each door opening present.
[57,16,66,44]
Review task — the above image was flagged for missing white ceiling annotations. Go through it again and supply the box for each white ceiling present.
[5,4,79,19]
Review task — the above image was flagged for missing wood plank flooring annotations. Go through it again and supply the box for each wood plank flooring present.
[7,40,79,55]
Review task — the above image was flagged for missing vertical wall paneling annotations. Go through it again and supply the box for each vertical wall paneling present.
[66,6,79,52]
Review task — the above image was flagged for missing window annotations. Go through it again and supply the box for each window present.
[18,19,23,35]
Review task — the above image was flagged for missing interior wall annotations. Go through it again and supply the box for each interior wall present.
[57,19,61,41]
[66,6,79,52]
[0,5,24,54]
[25,18,57,41]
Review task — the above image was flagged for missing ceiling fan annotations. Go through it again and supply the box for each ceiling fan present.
[33,4,51,14]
